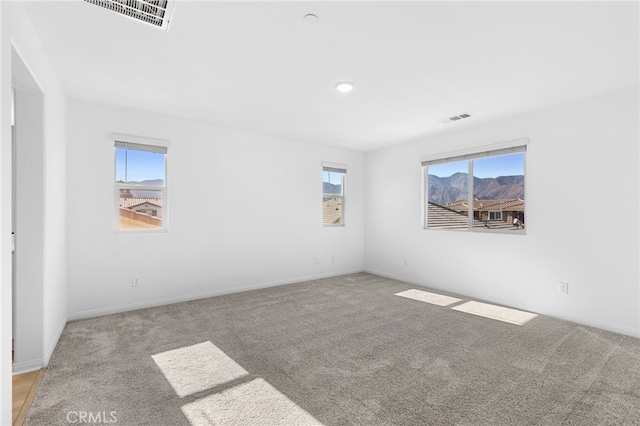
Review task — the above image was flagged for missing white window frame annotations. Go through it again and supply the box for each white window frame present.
[322,162,347,227]
[113,134,169,234]
[421,139,527,234]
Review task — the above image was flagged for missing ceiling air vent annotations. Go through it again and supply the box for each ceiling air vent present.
[84,0,176,31]
[438,113,472,124]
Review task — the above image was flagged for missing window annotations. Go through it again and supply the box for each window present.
[322,165,346,226]
[115,139,167,232]
[423,144,525,232]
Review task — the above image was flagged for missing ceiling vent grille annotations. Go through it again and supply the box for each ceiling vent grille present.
[84,0,175,31]
[438,113,472,124]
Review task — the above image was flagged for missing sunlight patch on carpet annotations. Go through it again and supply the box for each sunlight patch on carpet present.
[395,289,462,307]
[181,378,324,426]
[451,301,538,325]
[152,341,248,398]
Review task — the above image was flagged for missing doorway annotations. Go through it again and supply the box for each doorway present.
[11,47,45,374]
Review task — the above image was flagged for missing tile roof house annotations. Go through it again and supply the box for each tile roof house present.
[119,198,163,218]
[428,199,525,230]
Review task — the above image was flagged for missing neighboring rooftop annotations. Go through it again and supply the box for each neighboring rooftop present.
[442,198,524,213]
[119,198,163,209]
[323,197,342,226]
[427,201,524,230]
[427,202,481,230]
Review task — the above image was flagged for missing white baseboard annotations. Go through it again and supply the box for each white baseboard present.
[44,317,67,366]
[13,358,45,375]
[365,268,640,339]
[12,318,67,375]
[68,269,365,321]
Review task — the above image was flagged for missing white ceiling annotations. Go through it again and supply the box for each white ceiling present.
[23,1,639,151]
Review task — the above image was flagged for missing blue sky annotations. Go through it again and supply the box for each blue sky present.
[323,170,343,185]
[116,148,165,183]
[429,153,524,179]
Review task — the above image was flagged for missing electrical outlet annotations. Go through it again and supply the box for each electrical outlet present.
[559,282,568,295]
[314,257,319,265]
[132,277,140,287]
[331,255,335,262]
[403,259,408,267]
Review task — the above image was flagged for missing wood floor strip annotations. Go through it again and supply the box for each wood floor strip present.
[13,369,45,426]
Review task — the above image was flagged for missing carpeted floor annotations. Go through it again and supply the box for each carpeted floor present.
[25,273,640,425]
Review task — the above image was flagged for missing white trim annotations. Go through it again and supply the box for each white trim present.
[111,133,170,148]
[467,159,474,229]
[421,166,427,229]
[114,228,167,236]
[321,161,348,171]
[68,269,365,321]
[115,140,167,154]
[420,138,528,165]
[13,358,45,375]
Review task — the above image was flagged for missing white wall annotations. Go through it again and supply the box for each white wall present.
[0,0,68,422]
[365,87,639,337]
[66,100,365,318]
[0,3,8,422]
[13,88,44,372]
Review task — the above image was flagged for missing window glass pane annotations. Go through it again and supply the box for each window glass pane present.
[116,147,165,186]
[323,196,343,225]
[426,161,469,230]
[472,153,525,230]
[323,169,345,226]
[115,148,127,183]
[323,171,343,195]
[119,189,163,230]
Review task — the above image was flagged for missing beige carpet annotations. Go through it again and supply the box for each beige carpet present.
[452,300,538,326]
[395,289,462,306]
[25,273,640,425]
[155,341,322,425]
[181,378,323,426]
[152,341,249,398]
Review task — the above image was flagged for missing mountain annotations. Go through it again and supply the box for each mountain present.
[323,182,342,195]
[119,179,165,199]
[116,179,164,187]
[133,179,164,186]
[473,175,524,200]
[427,172,468,190]
[428,173,524,204]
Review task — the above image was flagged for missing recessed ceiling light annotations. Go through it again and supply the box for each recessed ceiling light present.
[303,13,318,24]
[336,81,355,93]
